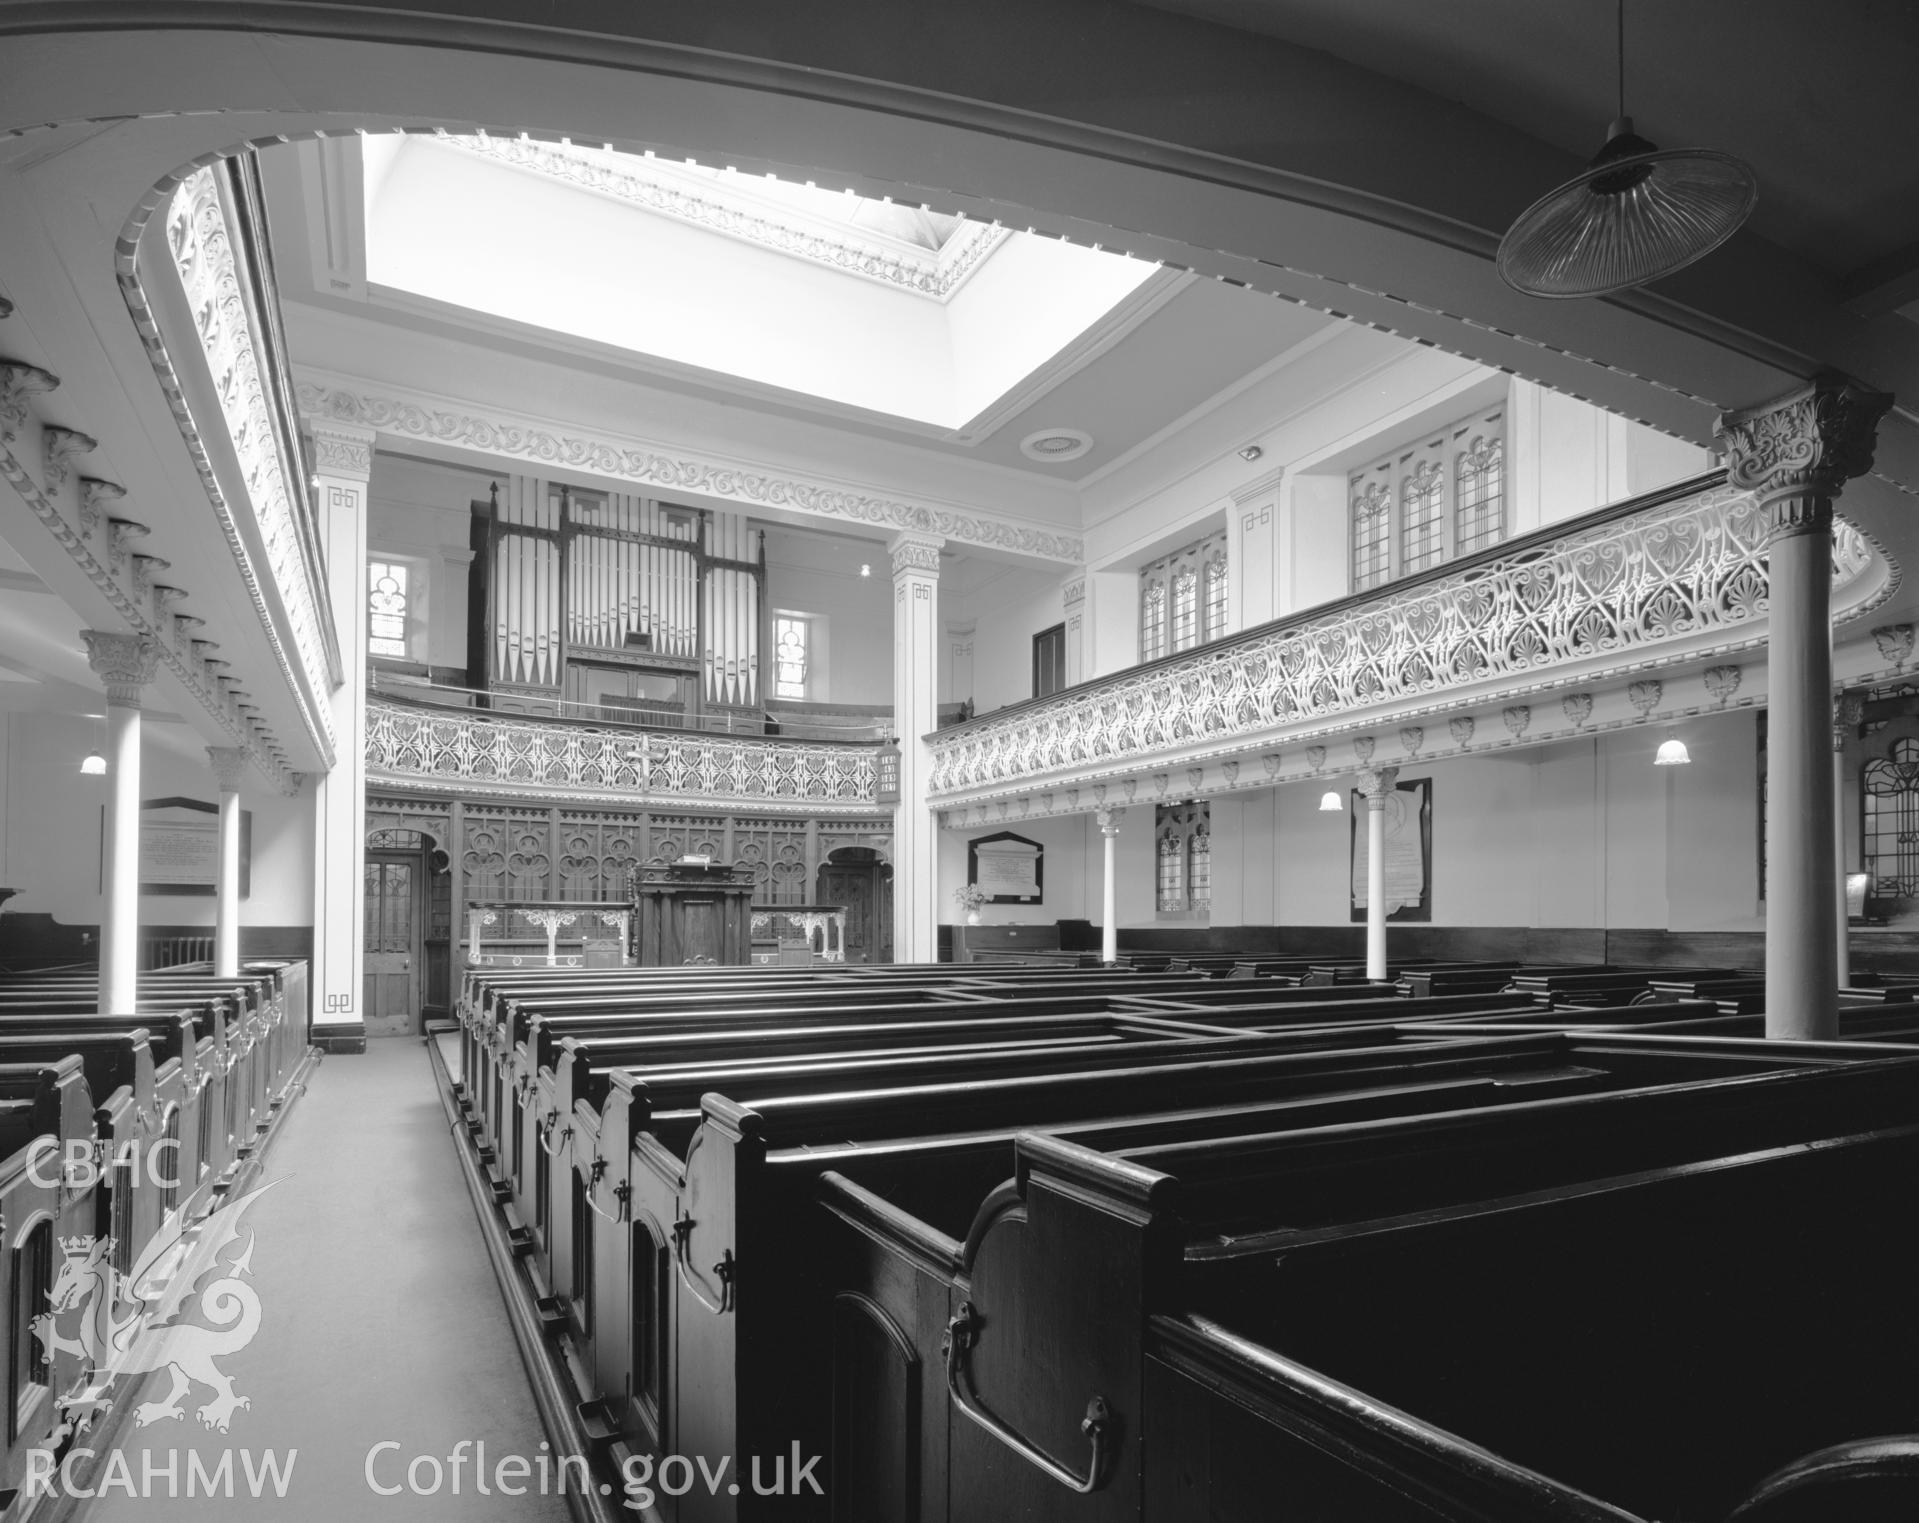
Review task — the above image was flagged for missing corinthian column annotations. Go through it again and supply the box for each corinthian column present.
[308,416,376,1045]
[208,746,248,978]
[890,531,942,963]
[1356,766,1399,981]
[82,631,159,1015]
[1096,808,1124,964]
[1718,378,1891,1039]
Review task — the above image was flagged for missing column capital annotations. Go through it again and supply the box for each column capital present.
[1834,691,1864,753]
[306,417,376,483]
[1096,807,1126,834]
[1716,375,1893,539]
[1061,575,1087,609]
[207,746,249,792]
[888,531,943,579]
[1356,765,1400,803]
[81,630,159,705]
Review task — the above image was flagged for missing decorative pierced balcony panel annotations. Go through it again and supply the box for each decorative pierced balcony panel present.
[367,696,878,813]
[930,480,1891,800]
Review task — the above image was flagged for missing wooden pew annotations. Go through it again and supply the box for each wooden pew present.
[815,1041,1919,1523]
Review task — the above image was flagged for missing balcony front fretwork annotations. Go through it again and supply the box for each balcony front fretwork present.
[367,694,879,813]
[929,473,1892,805]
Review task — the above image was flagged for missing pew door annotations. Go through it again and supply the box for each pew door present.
[363,852,421,1037]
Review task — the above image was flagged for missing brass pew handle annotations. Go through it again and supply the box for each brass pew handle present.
[942,1302,1114,1494]
[670,1217,735,1315]
[538,1114,573,1158]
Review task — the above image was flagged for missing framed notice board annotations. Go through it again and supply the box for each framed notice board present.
[1349,777,1432,922]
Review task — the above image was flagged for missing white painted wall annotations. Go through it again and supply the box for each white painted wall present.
[367,453,490,674]
[761,529,894,706]
[938,813,1093,928]
[959,711,1761,936]
[0,710,314,931]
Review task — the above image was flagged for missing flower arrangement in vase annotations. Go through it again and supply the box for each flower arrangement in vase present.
[954,882,988,925]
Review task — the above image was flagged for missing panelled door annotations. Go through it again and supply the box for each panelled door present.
[817,863,893,964]
[363,852,421,1037]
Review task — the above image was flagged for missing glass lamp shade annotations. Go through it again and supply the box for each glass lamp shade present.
[1497,119,1757,299]
[1319,790,1344,812]
[1653,737,1692,767]
[79,751,107,776]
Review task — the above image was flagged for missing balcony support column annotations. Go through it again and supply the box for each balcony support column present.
[1357,767,1399,982]
[1834,692,1862,989]
[890,531,943,964]
[1097,808,1124,964]
[82,632,159,1015]
[1718,378,1890,1040]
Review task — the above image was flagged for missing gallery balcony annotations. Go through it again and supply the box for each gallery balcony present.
[928,470,1901,827]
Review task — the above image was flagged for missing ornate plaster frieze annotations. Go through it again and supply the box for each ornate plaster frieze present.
[1704,665,1742,706]
[439,133,1010,302]
[114,163,337,771]
[310,419,373,481]
[293,376,1084,564]
[0,426,296,793]
[366,697,880,815]
[929,477,1896,808]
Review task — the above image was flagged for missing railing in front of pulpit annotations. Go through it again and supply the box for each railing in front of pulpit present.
[465,901,634,967]
[749,905,848,963]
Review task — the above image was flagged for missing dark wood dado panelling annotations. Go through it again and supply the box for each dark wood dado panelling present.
[1113,924,1919,978]
[0,914,313,971]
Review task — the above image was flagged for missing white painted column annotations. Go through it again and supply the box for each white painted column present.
[207,746,247,978]
[890,531,942,963]
[308,418,376,1042]
[1358,766,1399,982]
[1097,808,1124,964]
[1061,576,1088,687]
[1719,379,1890,1040]
[1834,692,1861,989]
[82,631,158,1015]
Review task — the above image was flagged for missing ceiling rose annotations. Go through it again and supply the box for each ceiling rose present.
[1020,428,1093,463]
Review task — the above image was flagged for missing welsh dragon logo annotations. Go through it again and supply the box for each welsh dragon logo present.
[30,1180,279,1438]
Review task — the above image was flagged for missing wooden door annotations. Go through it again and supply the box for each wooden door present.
[819,866,888,964]
[363,853,420,1037]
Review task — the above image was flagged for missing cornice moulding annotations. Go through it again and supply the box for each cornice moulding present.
[295,373,1085,564]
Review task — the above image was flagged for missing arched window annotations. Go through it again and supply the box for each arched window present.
[1454,428,1506,555]
[1203,557,1228,642]
[1156,828,1185,912]
[1171,570,1199,652]
[1141,582,1167,663]
[367,560,410,658]
[1187,822,1212,909]
[1864,739,1919,901]
[1351,474,1391,591]
[1400,456,1446,573]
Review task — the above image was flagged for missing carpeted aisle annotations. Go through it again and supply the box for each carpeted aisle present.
[74,1038,572,1521]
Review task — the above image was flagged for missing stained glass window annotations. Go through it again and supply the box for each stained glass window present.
[774,616,808,699]
[1455,426,1506,555]
[1350,473,1392,591]
[368,561,409,658]
[1156,828,1185,912]
[1171,570,1199,652]
[1141,583,1167,663]
[1865,739,1919,901]
[1400,456,1447,573]
[1204,557,1228,642]
[1188,821,1211,909]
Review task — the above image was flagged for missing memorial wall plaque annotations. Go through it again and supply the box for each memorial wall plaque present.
[1349,777,1432,922]
[967,831,1044,904]
[113,796,252,897]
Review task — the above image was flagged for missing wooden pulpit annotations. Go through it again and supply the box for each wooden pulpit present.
[627,862,756,966]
